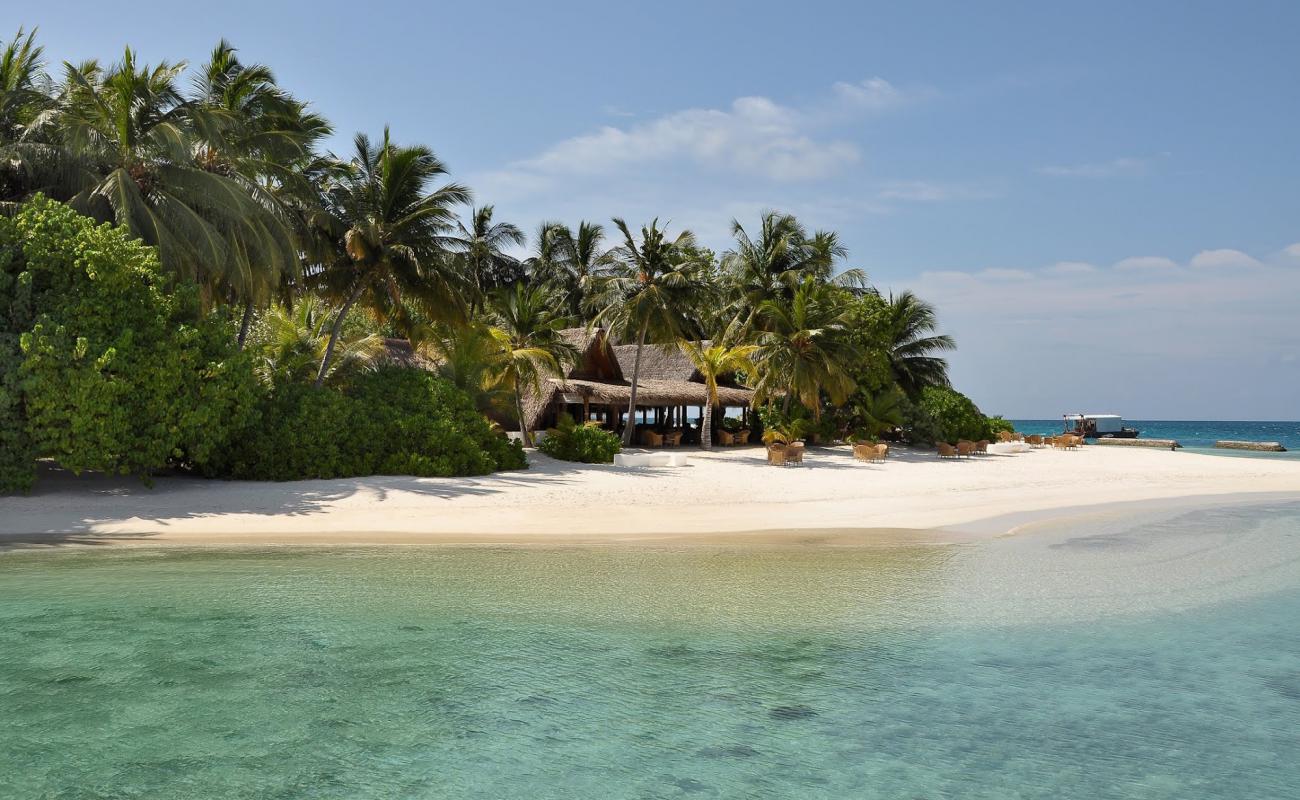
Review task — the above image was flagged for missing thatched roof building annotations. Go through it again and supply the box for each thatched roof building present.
[519,328,755,433]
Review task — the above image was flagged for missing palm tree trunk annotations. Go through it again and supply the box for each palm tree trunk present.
[621,326,648,447]
[701,401,713,450]
[315,284,364,388]
[515,385,532,448]
[236,300,254,350]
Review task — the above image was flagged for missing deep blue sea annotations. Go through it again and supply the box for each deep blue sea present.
[1012,420,1300,454]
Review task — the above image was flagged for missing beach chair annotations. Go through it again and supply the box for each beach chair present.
[786,441,805,465]
[852,442,874,462]
[870,443,888,463]
[997,431,1015,443]
[733,429,750,446]
[716,429,734,446]
[956,440,975,458]
[1052,436,1070,450]
[975,440,989,455]
[766,444,788,466]
[640,429,664,447]
[665,430,683,447]
[1026,434,1043,447]
[937,442,959,459]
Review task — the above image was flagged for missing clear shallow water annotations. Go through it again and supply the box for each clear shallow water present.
[2,502,1299,799]
[1012,419,1300,456]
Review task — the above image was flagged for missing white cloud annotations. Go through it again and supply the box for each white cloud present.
[831,77,906,111]
[1113,255,1179,272]
[1285,243,1300,258]
[1037,156,1149,178]
[474,77,929,202]
[900,243,1300,419]
[1188,248,1262,270]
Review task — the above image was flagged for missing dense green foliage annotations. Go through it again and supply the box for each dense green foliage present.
[0,197,258,491]
[0,30,998,480]
[538,413,622,464]
[203,367,525,480]
[908,386,1004,444]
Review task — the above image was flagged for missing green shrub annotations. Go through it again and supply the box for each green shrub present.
[538,413,622,463]
[909,387,990,444]
[983,415,1015,439]
[201,366,526,480]
[0,196,258,491]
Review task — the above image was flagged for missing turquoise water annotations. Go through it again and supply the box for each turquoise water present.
[3,502,1300,799]
[1012,419,1300,453]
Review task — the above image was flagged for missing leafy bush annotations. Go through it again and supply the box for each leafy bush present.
[908,386,993,444]
[538,413,622,463]
[983,415,1015,439]
[0,196,259,491]
[200,366,526,480]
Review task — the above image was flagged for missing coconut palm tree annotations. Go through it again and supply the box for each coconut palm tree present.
[590,218,707,446]
[722,211,866,332]
[752,276,858,418]
[12,48,298,298]
[879,290,955,397]
[191,40,331,344]
[546,220,610,322]
[0,28,49,147]
[682,340,757,449]
[450,204,525,315]
[251,296,384,386]
[488,283,577,446]
[312,127,469,386]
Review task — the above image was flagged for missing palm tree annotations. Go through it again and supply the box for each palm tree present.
[450,205,525,314]
[0,28,49,148]
[13,48,298,298]
[545,220,610,322]
[251,296,384,386]
[849,386,906,441]
[879,290,955,397]
[488,283,577,446]
[191,40,331,344]
[312,127,469,386]
[722,211,866,332]
[415,321,512,416]
[682,340,756,449]
[752,277,858,418]
[591,218,706,446]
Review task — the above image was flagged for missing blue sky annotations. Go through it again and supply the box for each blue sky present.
[20,1,1300,419]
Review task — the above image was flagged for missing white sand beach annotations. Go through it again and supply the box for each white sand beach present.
[2,445,1299,548]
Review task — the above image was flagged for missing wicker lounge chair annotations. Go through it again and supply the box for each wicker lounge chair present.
[664,431,683,447]
[766,444,788,466]
[956,440,975,458]
[786,441,805,465]
[853,442,875,462]
[975,440,989,455]
[733,429,750,446]
[1026,434,1043,447]
[716,429,734,446]
[937,442,959,459]
[640,429,664,447]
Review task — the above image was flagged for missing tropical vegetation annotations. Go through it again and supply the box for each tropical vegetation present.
[0,30,1002,491]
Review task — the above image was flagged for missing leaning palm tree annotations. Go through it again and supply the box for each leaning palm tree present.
[251,296,384,386]
[311,127,470,386]
[752,276,858,418]
[14,49,298,298]
[682,340,757,449]
[879,290,955,397]
[450,205,525,315]
[488,283,577,446]
[590,218,707,446]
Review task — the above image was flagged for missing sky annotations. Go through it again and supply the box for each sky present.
[17,1,1300,419]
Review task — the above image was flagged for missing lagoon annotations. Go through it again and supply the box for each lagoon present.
[2,501,1299,799]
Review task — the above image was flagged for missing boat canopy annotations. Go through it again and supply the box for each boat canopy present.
[1063,413,1124,433]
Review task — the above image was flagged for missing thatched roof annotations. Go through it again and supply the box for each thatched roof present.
[612,343,700,382]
